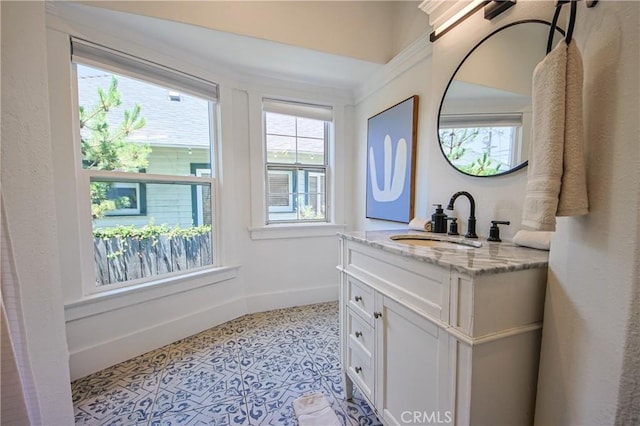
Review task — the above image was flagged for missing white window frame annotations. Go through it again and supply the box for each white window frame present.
[71,38,221,294]
[247,93,346,240]
[263,98,331,225]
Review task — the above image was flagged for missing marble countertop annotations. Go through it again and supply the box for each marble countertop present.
[338,230,549,276]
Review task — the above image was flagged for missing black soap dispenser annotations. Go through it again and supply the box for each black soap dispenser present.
[432,204,448,233]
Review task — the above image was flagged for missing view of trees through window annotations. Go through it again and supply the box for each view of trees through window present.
[439,125,518,176]
[77,63,215,286]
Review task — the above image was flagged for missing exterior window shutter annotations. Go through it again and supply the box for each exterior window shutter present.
[268,174,291,207]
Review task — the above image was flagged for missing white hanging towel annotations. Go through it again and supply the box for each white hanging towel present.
[522,42,567,231]
[522,40,589,231]
[557,41,589,216]
[293,393,341,426]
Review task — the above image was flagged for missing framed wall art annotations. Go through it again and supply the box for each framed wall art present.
[366,95,419,223]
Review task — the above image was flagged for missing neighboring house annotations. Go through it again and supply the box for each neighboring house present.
[78,64,326,227]
[77,64,212,229]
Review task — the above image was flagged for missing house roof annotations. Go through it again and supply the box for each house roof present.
[78,64,326,156]
[265,113,326,157]
[77,64,210,148]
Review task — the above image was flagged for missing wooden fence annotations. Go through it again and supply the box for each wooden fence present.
[94,232,212,285]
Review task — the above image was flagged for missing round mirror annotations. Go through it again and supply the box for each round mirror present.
[438,20,564,177]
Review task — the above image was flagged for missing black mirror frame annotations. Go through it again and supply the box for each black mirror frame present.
[437,19,565,178]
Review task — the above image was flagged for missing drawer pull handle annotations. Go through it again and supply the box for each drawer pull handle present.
[354,296,362,302]
[374,312,383,319]
[354,366,362,373]
[355,331,363,338]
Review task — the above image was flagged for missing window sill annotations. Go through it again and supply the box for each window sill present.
[248,223,346,240]
[64,265,239,322]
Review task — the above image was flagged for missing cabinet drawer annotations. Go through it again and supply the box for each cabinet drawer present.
[347,277,374,324]
[347,340,374,401]
[347,308,374,356]
[345,241,448,321]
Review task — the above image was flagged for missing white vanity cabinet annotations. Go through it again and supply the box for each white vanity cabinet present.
[338,233,548,426]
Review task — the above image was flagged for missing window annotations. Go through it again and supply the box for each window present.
[263,99,332,223]
[72,38,219,289]
[439,113,523,176]
[190,163,212,226]
[267,171,294,212]
[103,182,146,216]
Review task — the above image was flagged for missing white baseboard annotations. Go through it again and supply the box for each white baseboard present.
[245,283,338,314]
[69,284,338,380]
[69,297,247,380]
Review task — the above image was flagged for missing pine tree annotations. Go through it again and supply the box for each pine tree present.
[79,77,150,218]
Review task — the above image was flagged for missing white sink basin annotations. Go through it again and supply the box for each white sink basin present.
[389,234,482,249]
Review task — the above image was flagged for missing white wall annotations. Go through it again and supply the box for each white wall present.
[535,2,640,424]
[353,2,558,240]
[353,0,639,423]
[352,42,433,231]
[45,6,345,380]
[6,1,638,422]
[1,2,74,423]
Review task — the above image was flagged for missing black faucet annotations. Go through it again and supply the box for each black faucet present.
[446,191,478,239]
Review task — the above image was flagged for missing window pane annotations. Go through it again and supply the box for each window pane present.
[77,64,212,177]
[267,171,293,211]
[267,168,326,223]
[297,169,326,220]
[266,135,296,163]
[297,137,325,165]
[92,180,213,286]
[265,112,295,135]
[439,126,518,176]
[104,182,141,215]
[296,117,325,138]
[263,101,330,224]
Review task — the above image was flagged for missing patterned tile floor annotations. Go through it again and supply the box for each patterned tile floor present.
[72,302,382,425]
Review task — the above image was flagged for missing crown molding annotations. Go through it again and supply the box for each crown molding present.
[419,0,447,17]
[354,31,433,105]
[419,0,477,28]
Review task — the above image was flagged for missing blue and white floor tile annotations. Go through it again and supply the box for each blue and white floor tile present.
[150,397,249,426]
[72,302,381,425]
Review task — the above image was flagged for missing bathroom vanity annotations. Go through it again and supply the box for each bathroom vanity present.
[338,230,549,425]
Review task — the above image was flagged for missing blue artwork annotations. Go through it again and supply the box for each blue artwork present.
[366,96,418,223]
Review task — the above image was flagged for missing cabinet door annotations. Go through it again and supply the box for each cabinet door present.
[375,294,452,426]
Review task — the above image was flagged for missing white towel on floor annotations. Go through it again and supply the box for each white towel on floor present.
[293,393,341,426]
[513,230,552,251]
[522,40,589,231]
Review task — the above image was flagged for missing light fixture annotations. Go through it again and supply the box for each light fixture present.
[429,0,516,42]
[484,0,516,19]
